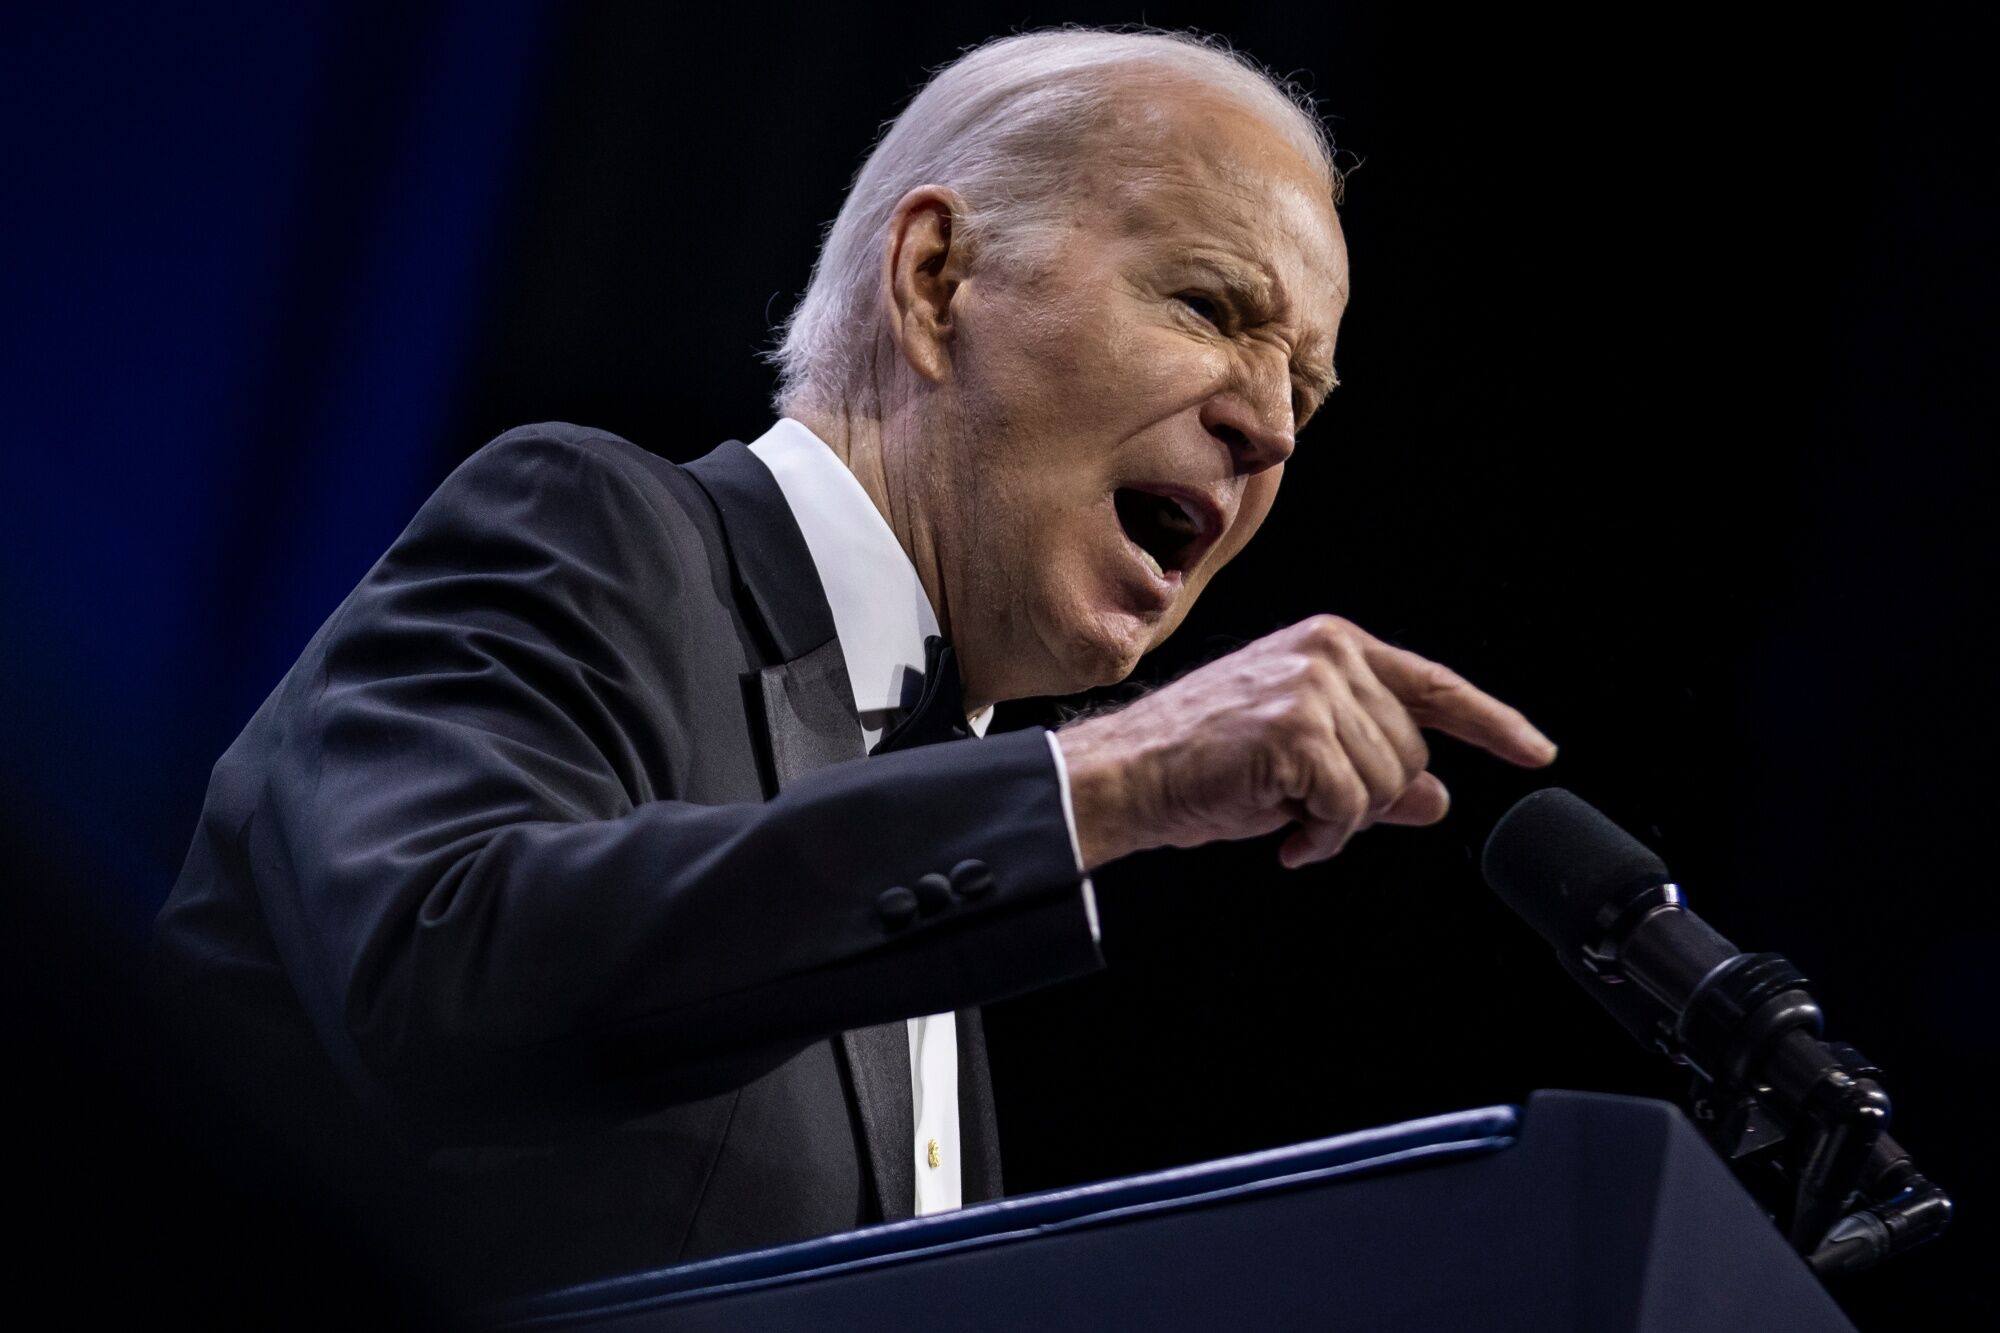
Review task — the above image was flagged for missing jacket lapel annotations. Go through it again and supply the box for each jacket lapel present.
[752,642,917,1223]
[684,439,918,1223]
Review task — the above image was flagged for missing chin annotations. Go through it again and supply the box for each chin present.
[1027,566,1181,696]
[1050,606,1155,693]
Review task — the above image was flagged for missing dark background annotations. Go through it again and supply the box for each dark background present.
[4,3,1993,1326]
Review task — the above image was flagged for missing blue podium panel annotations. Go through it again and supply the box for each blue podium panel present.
[491,1092,1853,1331]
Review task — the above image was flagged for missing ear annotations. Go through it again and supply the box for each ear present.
[880,185,972,386]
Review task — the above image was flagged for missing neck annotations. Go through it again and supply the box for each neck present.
[789,397,991,712]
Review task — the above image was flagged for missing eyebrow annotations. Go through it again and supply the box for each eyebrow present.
[1295,359,1340,401]
[1181,253,1280,315]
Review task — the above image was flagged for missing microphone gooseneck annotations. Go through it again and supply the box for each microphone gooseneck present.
[1480,788,1949,1276]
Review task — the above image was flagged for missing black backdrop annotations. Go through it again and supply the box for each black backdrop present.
[6,4,1993,1327]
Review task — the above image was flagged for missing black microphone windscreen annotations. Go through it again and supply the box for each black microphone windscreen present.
[1480,788,1672,954]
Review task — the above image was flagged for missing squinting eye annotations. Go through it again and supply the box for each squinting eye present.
[1175,293,1223,326]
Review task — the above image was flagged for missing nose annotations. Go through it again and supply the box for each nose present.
[1199,394,1295,476]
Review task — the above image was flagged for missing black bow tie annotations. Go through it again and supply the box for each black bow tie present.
[870,634,972,755]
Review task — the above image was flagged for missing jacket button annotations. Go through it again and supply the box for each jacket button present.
[915,872,953,914]
[949,859,995,898]
[876,886,918,929]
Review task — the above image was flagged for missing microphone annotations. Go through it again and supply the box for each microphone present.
[1479,788,1818,1091]
[1480,788,1948,1273]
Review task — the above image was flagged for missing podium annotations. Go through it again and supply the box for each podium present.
[490,1091,1854,1330]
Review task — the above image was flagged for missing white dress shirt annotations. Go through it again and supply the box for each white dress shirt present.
[747,417,1098,1217]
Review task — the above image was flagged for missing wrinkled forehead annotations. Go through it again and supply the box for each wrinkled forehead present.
[1091,84,1349,314]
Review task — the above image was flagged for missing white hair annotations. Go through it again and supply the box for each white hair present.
[763,25,1343,416]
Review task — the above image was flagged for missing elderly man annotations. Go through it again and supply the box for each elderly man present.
[150,27,1554,1298]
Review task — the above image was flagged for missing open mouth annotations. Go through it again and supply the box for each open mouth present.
[1113,486,1211,580]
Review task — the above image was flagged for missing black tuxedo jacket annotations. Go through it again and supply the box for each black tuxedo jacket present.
[149,423,1104,1296]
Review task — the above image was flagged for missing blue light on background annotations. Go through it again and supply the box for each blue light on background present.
[1,2,553,935]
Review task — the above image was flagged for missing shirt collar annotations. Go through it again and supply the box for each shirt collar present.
[746,418,992,737]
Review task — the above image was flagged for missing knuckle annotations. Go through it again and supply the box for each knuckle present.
[1309,614,1352,650]
[1276,681,1325,733]
[1329,762,1368,822]
[1271,651,1313,685]
[1274,743,1326,805]
[1246,739,1281,797]
[1365,768,1405,815]
[1417,661,1466,707]
[1259,696,1305,740]
[1290,614,1344,655]
[1300,654,1341,701]
[1278,741,1319,795]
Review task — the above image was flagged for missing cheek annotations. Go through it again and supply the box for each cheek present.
[1116,320,1231,413]
[973,266,1112,386]
[1019,294,1224,434]
[964,313,1130,481]
[1246,464,1284,518]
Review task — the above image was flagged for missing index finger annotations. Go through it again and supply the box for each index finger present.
[1358,635,1557,767]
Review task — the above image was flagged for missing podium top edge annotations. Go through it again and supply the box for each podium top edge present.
[495,1103,1521,1327]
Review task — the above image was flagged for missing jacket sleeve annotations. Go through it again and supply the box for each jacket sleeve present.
[254,428,1104,1128]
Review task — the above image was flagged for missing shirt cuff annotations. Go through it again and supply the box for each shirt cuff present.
[1044,728,1101,943]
